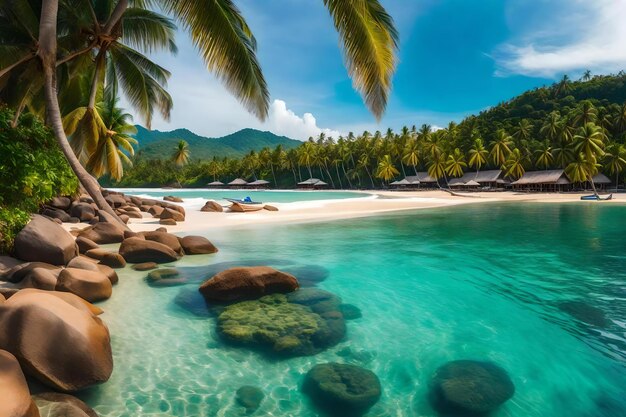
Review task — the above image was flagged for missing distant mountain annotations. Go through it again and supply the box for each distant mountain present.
[133,126,302,160]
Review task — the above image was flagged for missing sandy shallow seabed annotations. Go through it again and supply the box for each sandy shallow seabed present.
[64,190,626,234]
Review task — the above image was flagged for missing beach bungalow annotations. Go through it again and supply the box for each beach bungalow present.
[511,170,572,192]
[228,178,249,188]
[590,173,611,190]
[404,172,438,188]
[447,177,465,188]
[297,178,328,189]
[247,179,271,189]
[456,170,508,189]
[390,178,412,189]
[207,181,224,188]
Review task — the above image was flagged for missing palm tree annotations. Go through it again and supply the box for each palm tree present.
[540,111,561,142]
[504,148,527,180]
[376,154,399,185]
[207,157,222,182]
[613,102,626,136]
[402,138,420,175]
[566,152,601,194]
[573,101,598,127]
[298,141,316,179]
[512,119,533,145]
[574,123,605,163]
[490,129,513,167]
[604,143,626,189]
[357,153,375,188]
[554,74,570,97]
[445,148,466,178]
[534,141,553,170]
[427,152,448,188]
[581,70,592,81]
[15,0,399,225]
[468,138,488,175]
[172,140,190,167]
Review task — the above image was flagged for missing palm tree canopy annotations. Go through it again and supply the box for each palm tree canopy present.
[172,139,190,166]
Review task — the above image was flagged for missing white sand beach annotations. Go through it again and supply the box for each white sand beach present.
[64,190,626,235]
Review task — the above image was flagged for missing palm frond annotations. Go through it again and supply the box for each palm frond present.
[323,0,398,120]
[121,7,178,54]
[157,0,269,120]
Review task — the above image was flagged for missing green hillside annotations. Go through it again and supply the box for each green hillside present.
[133,126,302,159]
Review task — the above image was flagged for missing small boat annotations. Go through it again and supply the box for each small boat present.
[580,194,613,201]
[225,197,264,212]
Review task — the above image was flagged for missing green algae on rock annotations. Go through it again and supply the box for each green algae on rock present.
[217,293,346,357]
[235,385,265,412]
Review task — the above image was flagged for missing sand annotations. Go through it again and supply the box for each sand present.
[62,190,626,235]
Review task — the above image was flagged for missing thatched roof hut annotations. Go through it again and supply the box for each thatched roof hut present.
[390,178,412,186]
[228,178,249,186]
[465,180,480,187]
[248,179,270,187]
[511,170,570,185]
[207,181,224,187]
[297,178,327,188]
[405,172,436,185]
[592,173,611,184]
[448,178,465,187]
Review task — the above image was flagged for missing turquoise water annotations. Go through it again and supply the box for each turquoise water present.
[80,203,626,416]
[111,188,367,203]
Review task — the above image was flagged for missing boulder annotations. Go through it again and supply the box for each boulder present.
[70,203,95,222]
[156,227,168,233]
[75,237,99,254]
[199,267,298,302]
[67,256,99,271]
[33,393,98,417]
[160,208,185,222]
[141,231,184,255]
[96,264,118,285]
[119,237,179,264]
[18,289,103,316]
[132,262,158,271]
[164,195,183,203]
[161,203,185,216]
[19,267,61,291]
[0,350,40,417]
[122,210,143,219]
[429,360,515,415]
[123,230,140,239]
[100,253,127,269]
[78,223,124,244]
[119,214,130,224]
[180,236,218,255]
[201,201,223,212]
[48,196,71,210]
[42,208,72,223]
[56,268,113,302]
[263,205,279,211]
[84,249,111,261]
[339,304,362,320]
[104,194,125,208]
[235,386,264,412]
[14,215,78,265]
[147,268,187,287]
[0,256,25,278]
[302,363,381,415]
[148,205,164,217]
[4,262,59,283]
[558,300,609,328]
[0,291,113,391]
[159,219,177,226]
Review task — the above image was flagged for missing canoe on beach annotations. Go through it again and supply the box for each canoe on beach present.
[580,194,613,201]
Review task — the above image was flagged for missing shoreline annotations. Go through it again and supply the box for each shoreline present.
[66,190,626,235]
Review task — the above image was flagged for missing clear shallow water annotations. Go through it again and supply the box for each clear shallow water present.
[80,203,626,417]
[111,188,367,204]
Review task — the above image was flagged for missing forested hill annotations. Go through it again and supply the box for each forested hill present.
[450,73,626,150]
[133,126,302,159]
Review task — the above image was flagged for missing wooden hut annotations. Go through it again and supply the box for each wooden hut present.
[207,181,224,188]
[247,179,270,189]
[297,178,328,189]
[455,170,507,189]
[390,178,412,189]
[228,178,249,188]
[590,173,611,190]
[405,172,438,188]
[510,170,571,192]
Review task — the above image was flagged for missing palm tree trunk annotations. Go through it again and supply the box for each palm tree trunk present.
[365,166,375,188]
[324,165,335,188]
[413,164,418,175]
[291,168,297,185]
[38,0,127,229]
[341,163,352,189]
[270,163,277,187]
[400,162,406,178]
[335,164,343,189]
[307,164,312,179]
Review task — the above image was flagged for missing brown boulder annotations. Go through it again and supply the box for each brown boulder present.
[75,237,99,254]
[160,208,185,222]
[0,350,40,417]
[33,393,98,417]
[201,200,224,212]
[132,262,158,271]
[14,215,78,265]
[159,219,177,226]
[19,267,61,291]
[0,291,113,391]
[148,205,164,217]
[199,266,299,302]
[41,208,72,223]
[119,237,179,264]
[100,253,127,269]
[56,268,113,302]
[70,203,95,222]
[164,195,184,203]
[48,196,71,210]
[84,249,111,261]
[0,256,24,276]
[78,223,124,244]
[67,255,99,270]
[180,236,218,255]
[141,231,183,255]
[263,205,279,211]
[4,262,59,283]
[96,264,119,285]
[18,289,103,316]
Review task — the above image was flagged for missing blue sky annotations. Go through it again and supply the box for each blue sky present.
[140,0,626,139]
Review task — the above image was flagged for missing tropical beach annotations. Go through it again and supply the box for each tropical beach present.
[1,1,626,417]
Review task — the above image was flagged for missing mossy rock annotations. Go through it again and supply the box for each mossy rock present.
[429,360,515,416]
[302,363,381,416]
[235,385,264,412]
[217,293,346,357]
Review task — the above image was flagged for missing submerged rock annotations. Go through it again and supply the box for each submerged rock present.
[33,393,98,417]
[235,386,265,412]
[558,300,609,328]
[302,363,381,416]
[199,266,298,302]
[429,360,515,416]
[217,293,346,357]
[339,304,362,320]
[133,262,158,271]
[147,268,187,287]
[180,235,218,255]
[282,265,329,287]
[174,287,213,317]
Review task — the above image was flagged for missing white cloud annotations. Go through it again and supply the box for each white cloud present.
[494,0,626,78]
[266,99,341,140]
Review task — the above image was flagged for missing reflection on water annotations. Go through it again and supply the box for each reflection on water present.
[84,202,626,417]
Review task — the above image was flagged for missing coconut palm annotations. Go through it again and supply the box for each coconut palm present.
[504,148,527,179]
[540,111,561,142]
[445,148,466,178]
[574,123,605,163]
[376,154,399,184]
[402,138,420,175]
[172,140,190,167]
[566,152,601,194]
[554,74,570,97]
[604,143,626,189]
[427,152,448,188]
[20,0,399,224]
[552,140,575,169]
[573,101,598,127]
[512,119,533,145]
[298,141,316,179]
[468,138,488,174]
[534,141,553,170]
[489,129,513,167]
[581,70,592,81]
[613,102,626,136]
